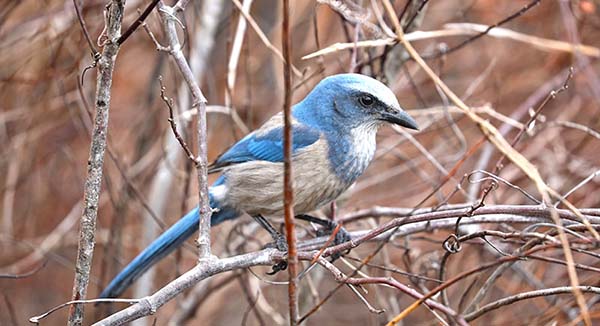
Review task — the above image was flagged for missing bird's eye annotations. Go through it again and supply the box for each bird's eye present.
[359,95,375,107]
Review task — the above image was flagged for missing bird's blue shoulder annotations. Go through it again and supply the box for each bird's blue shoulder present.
[210,122,321,170]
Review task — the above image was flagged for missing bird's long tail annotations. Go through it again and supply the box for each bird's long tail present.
[99,181,237,299]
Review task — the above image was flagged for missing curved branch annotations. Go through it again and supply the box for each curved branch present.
[92,249,280,325]
[464,286,600,321]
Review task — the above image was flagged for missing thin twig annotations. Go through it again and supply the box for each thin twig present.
[0,260,47,279]
[301,24,600,60]
[464,286,600,321]
[168,273,240,324]
[281,0,298,324]
[32,298,141,323]
[423,0,542,59]
[231,0,303,77]
[385,242,583,326]
[556,170,600,207]
[156,0,212,259]
[158,76,197,164]
[316,257,468,326]
[72,0,99,59]
[117,0,160,45]
[225,0,252,134]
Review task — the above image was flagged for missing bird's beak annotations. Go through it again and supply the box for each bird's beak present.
[381,110,419,130]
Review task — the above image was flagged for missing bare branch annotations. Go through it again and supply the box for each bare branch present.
[464,286,600,322]
[156,0,212,259]
[92,249,280,325]
[281,0,299,323]
[158,76,197,164]
[68,1,125,325]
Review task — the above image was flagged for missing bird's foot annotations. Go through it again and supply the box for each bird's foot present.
[264,232,288,275]
[318,223,352,261]
[316,222,352,245]
[266,261,288,275]
[264,232,288,252]
[253,214,290,274]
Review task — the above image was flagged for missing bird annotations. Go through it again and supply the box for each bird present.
[99,73,418,298]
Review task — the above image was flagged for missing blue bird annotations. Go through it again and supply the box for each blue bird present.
[99,73,418,298]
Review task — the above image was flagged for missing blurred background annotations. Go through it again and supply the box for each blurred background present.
[1,0,600,325]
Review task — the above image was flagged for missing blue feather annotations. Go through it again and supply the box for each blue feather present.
[99,176,238,298]
[211,125,321,169]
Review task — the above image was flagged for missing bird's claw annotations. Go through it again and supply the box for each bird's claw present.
[264,233,288,252]
[316,221,352,261]
[266,261,288,275]
[264,233,289,274]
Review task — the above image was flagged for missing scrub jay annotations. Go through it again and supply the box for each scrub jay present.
[100,73,418,298]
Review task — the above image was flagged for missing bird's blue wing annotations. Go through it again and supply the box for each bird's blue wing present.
[209,125,321,171]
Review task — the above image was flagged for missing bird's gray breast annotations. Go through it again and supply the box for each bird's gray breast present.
[221,139,351,216]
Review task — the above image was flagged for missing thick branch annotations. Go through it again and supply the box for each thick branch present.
[91,249,279,325]
[68,1,125,325]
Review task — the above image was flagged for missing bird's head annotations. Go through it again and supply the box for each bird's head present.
[297,73,418,131]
